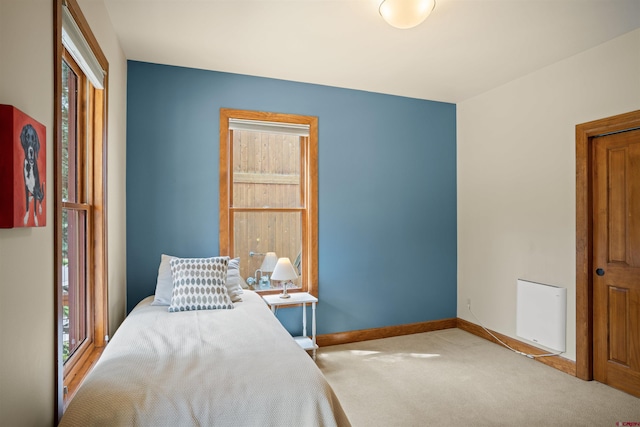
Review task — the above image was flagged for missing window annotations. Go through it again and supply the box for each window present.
[61,51,90,365]
[219,109,318,296]
[55,0,108,419]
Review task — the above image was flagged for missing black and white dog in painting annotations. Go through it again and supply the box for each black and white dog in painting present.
[21,124,44,226]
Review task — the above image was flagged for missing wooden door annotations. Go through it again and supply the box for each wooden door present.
[593,128,640,397]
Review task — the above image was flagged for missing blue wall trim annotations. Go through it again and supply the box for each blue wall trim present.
[126,61,457,335]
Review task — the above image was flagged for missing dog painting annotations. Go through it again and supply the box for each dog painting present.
[21,123,45,226]
[0,104,46,228]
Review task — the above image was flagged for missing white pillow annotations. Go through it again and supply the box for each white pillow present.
[168,257,234,312]
[225,258,244,302]
[152,254,245,305]
[151,254,175,306]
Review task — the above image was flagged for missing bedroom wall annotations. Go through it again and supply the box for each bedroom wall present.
[126,61,457,334]
[0,0,127,425]
[457,28,640,362]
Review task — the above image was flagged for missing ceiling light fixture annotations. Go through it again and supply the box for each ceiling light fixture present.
[379,0,436,29]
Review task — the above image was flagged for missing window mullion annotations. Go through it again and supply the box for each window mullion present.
[299,136,307,208]
[78,76,88,204]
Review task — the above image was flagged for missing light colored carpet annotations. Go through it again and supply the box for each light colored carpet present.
[316,328,640,427]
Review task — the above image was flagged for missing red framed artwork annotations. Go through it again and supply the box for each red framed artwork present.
[0,104,46,228]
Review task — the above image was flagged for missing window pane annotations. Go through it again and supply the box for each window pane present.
[233,211,302,290]
[232,130,302,208]
[62,60,78,203]
[62,208,87,363]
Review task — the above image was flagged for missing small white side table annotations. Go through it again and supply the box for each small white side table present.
[262,292,318,360]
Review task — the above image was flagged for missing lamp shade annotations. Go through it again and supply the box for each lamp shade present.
[270,258,298,282]
[260,252,278,273]
[379,0,436,29]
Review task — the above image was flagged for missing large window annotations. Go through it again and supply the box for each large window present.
[61,52,90,365]
[219,109,318,296]
[55,0,108,419]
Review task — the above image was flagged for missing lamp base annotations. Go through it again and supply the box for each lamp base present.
[280,282,291,298]
[279,282,291,298]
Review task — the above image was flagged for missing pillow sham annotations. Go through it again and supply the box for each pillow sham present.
[168,256,234,312]
[225,257,245,302]
[152,254,245,305]
[151,254,175,306]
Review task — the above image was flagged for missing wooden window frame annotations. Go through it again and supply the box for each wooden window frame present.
[61,50,92,371]
[54,0,109,421]
[219,109,318,297]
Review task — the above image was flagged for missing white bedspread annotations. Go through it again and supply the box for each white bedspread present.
[60,291,350,426]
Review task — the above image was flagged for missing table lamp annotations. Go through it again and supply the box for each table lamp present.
[270,257,298,299]
[259,252,278,288]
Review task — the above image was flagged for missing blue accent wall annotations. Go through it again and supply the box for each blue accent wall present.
[126,61,457,335]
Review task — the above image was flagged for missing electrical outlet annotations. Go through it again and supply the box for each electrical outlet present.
[466,298,471,307]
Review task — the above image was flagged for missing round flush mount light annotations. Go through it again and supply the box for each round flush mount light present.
[379,0,436,29]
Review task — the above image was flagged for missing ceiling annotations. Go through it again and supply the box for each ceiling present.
[101,0,640,103]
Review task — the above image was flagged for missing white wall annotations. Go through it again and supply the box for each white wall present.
[0,2,55,424]
[457,28,640,362]
[0,0,127,425]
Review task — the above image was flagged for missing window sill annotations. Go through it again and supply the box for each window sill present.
[63,345,105,409]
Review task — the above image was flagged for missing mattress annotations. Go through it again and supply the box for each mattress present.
[59,290,350,426]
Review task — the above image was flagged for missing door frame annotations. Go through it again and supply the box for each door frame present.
[575,109,640,380]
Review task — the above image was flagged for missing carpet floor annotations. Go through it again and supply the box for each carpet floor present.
[316,328,640,427]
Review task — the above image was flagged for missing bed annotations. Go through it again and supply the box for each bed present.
[59,264,350,426]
